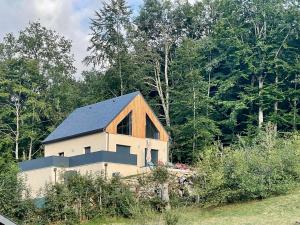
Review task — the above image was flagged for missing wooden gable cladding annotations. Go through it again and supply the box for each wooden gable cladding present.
[105,94,169,142]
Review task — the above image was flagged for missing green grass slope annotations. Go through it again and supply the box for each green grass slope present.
[84,189,300,225]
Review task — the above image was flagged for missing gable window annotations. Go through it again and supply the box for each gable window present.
[146,114,160,139]
[84,146,91,154]
[117,112,132,135]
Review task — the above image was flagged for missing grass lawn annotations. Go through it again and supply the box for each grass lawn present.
[83,189,300,225]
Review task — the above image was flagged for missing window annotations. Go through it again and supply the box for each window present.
[117,112,132,135]
[145,149,159,166]
[116,145,131,154]
[58,152,64,157]
[84,146,91,154]
[146,114,160,139]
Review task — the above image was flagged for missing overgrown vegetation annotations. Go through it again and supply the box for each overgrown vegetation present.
[196,126,300,206]
[0,154,35,224]
[41,175,136,224]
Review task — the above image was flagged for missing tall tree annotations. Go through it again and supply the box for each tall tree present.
[0,22,77,160]
[85,0,132,96]
[171,39,219,162]
[135,0,177,128]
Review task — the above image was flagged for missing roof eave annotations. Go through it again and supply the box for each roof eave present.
[42,128,104,145]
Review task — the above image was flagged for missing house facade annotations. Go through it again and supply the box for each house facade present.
[19,91,169,197]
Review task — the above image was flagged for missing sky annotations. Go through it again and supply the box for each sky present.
[0,0,143,79]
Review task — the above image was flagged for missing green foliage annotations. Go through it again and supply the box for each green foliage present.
[105,176,136,218]
[152,166,169,184]
[195,127,300,206]
[0,153,35,223]
[164,211,179,225]
[0,22,78,160]
[85,0,134,95]
[41,173,136,224]
[0,0,300,223]
[129,0,300,162]
[43,183,78,224]
[0,0,299,165]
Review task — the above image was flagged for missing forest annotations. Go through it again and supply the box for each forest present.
[0,0,299,163]
[0,0,300,224]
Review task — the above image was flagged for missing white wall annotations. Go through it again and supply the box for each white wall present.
[44,132,168,168]
[44,132,107,157]
[20,162,138,198]
[108,134,168,167]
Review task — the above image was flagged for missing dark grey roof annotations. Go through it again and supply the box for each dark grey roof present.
[43,91,140,144]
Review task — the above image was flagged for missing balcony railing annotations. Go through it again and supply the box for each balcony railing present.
[19,149,137,172]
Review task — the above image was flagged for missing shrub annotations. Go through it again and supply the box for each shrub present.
[42,183,78,224]
[40,173,137,224]
[152,165,169,184]
[105,176,136,218]
[0,153,35,223]
[195,128,300,206]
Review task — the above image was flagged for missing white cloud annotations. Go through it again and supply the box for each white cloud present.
[0,0,100,79]
[0,0,144,79]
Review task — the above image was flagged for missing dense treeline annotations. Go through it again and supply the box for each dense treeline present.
[0,0,299,163]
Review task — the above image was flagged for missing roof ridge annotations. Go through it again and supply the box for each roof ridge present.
[76,91,140,110]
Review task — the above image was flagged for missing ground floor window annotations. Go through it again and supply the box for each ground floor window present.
[145,149,158,166]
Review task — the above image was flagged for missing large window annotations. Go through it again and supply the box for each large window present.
[146,114,160,139]
[117,112,132,135]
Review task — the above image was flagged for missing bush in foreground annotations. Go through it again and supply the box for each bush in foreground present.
[195,126,300,206]
[42,174,136,224]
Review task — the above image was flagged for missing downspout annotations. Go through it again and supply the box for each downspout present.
[105,131,109,151]
[54,168,57,184]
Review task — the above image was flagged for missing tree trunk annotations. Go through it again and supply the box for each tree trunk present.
[116,13,123,96]
[292,74,298,131]
[154,56,170,129]
[161,182,170,210]
[119,59,123,96]
[28,137,33,160]
[258,75,264,128]
[293,99,297,131]
[207,70,211,117]
[164,42,170,128]
[15,100,20,160]
[192,85,196,156]
[274,75,278,132]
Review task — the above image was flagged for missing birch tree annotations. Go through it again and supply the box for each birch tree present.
[85,0,132,96]
[0,23,76,160]
[136,0,177,128]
